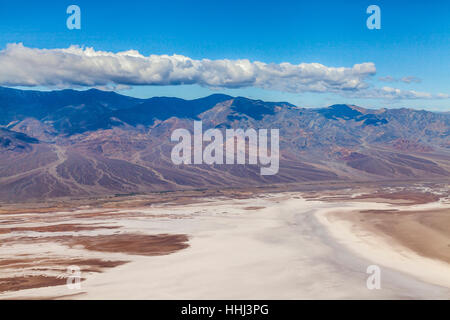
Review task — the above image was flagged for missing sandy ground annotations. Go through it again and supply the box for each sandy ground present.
[0,188,449,299]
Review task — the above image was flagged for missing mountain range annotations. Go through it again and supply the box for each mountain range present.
[0,86,449,202]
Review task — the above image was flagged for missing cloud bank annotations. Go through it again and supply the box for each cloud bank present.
[0,43,374,93]
[0,43,446,100]
[358,87,446,100]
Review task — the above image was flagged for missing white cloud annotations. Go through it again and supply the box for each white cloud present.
[354,86,442,100]
[378,76,396,82]
[400,76,421,84]
[1,44,447,101]
[0,43,376,94]
[437,93,450,99]
[379,75,421,83]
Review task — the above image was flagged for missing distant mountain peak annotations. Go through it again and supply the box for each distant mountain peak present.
[318,104,362,120]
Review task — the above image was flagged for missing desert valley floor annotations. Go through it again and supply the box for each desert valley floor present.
[0,182,449,299]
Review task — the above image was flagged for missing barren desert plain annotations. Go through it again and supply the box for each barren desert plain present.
[0,181,449,300]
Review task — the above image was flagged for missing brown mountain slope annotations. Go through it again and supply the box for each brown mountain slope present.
[0,89,449,202]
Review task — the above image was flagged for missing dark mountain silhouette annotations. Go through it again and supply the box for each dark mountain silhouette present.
[0,86,142,126]
[111,94,233,126]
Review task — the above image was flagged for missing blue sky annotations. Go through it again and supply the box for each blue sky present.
[0,0,449,111]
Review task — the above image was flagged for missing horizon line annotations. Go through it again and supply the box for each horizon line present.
[1,85,448,113]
